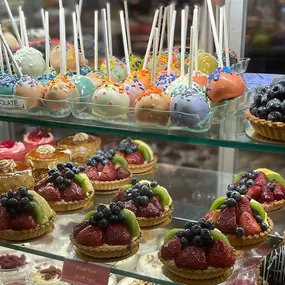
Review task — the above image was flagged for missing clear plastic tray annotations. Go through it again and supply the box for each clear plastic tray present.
[68,95,215,133]
[231,58,250,74]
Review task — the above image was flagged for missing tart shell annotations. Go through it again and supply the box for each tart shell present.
[128,156,158,174]
[0,212,56,241]
[48,191,95,212]
[245,109,285,141]
[91,176,132,191]
[262,199,285,212]
[226,217,274,247]
[70,233,141,259]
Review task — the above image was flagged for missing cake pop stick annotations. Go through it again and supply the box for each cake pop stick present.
[41,8,45,29]
[223,5,230,66]
[102,9,111,80]
[206,0,223,67]
[0,40,3,73]
[142,9,159,69]
[19,7,24,45]
[94,10,98,71]
[219,7,224,53]
[3,0,23,48]
[3,44,12,75]
[200,0,207,50]
[167,10,176,75]
[76,4,86,64]
[120,11,131,75]
[157,6,163,48]
[168,3,175,47]
[123,0,132,54]
[193,7,199,72]
[44,11,50,75]
[159,7,167,54]
[20,11,29,47]
[58,0,63,8]
[151,28,159,84]
[180,9,186,77]
[215,6,219,37]
[106,2,113,57]
[59,7,67,75]
[184,5,189,37]
[188,26,194,87]
[79,0,83,16]
[72,12,80,75]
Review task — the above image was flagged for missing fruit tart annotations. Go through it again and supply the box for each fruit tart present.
[85,149,131,192]
[0,187,55,241]
[23,128,56,152]
[113,178,173,227]
[158,219,236,282]
[70,203,141,259]
[233,168,285,212]
[0,159,34,194]
[0,140,27,162]
[205,191,273,246]
[116,138,157,174]
[34,162,94,212]
[25,145,71,182]
[58,132,101,165]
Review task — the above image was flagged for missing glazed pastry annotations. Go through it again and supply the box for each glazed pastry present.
[113,178,172,227]
[0,73,18,95]
[205,191,273,246]
[34,162,94,212]
[25,145,71,182]
[23,128,55,152]
[0,140,27,162]
[0,187,55,241]
[15,75,43,110]
[85,149,131,191]
[135,86,171,126]
[71,75,96,96]
[0,159,34,193]
[58,133,101,165]
[71,203,141,259]
[206,67,246,104]
[91,81,130,119]
[233,168,285,212]
[100,57,127,82]
[159,220,236,281]
[116,138,157,174]
[14,47,45,77]
[86,71,107,88]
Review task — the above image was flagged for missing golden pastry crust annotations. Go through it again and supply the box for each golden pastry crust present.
[70,233,141,258]
[91,176,132,191]
[245,109,285,141]
[226,217,274,246]
[128,156,158,174]
[0,212,56,241]
[262,199,285,212]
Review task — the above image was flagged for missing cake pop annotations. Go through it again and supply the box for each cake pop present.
[3,31,19,49]
[216,48,239,67]
[129,53,143,72]
[37,73,56,86]
[80,64,92,76]
[91,80,130,119]
[192,71,209,88]
[196,51,218,75]
[155,73,177,91]
[86,71,107,88]
[0,73,18,95]
[100,57,127,82]
[71,75,95,96]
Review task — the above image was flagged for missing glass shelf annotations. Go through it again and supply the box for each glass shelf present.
[0,164,284,285]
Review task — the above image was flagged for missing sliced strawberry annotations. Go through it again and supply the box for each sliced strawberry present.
[0,140,15,148]
[204,210,221,223]
[207,240,236,267]
[85,166,99,181]
[97,163,104,172]
[0,207,9,230]
[125,151,145,165]
[38,183,61,201]
[160,237,182,260]
[125,200,137,214]
[116,167,130,180]
[215,207,237,234]
[273,184,285,200]
[136,203,161,218]
[150,196,164,212]
[246,185,261,200]
[254,172,269,186]
[61,183,86,202]
[28,128,50,141]
[235,196,252,219]
[259,185,275,203]
[10,213,37,230]
[99,164,117,181]
[76,225,105,246]
[239,211,261,236]
[106,224,132,245]
[174,246,207,270]
[113,190,127,202]
[73,221,90,238]
[34,178,49,191]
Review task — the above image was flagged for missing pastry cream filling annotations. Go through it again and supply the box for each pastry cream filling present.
[0,159,16,172]
[73,132,89,142]
[36,145,56,155]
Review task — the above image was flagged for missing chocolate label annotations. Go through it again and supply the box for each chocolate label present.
[62,258,110,285]
[0,98,17,108]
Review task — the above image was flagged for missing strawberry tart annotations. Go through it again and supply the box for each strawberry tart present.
[116,138,157,174]
[34,162,94,212]
[113,178,172,227]
[0,187,55,241]
[233,168,285,212]
[0,140,27,162]
[159,219,236,282]
[58,132,101,165]
[205,191,274,247]
[70,203,141,259]
[85,149,131,192]
[23,128,56,152]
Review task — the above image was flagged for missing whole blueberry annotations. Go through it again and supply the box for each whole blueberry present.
[48,169,57,176]
[111,206,121,215]
[231,191,241,202]
[248,172,257,179]
[236,227,245,237]
[7,190,13,198]
[117,213,126,223]
[184,221,195,230]
[55,176,64,184]
[255,215,263,223]
[135,196,143,205]
[268,111,282,122]
[220,204,227,211]
[58,183,66,190]
[109,149,116,156]
[102,208,112,218]
[246,179,255,187]
[226,191,232,198]
[19,187,28,197]
[184,229,194,240]
[205,220,215,230]
[140,196,149,206]
[65,162,74,169]
[193,235,204,246]
[116,201,125,210]
[131,177,138,185]
[1,197,8,206]
[65,171,75,179]
[8,198,18,208]
[266,98,282,113]
[23,202,34,213]
[236,184,247,194]
[150,181,158,188]
[261,222,268,231]
[180,237,189,248]
[94,212,104,221]
[109,215,119,224]
[78,165,85,172]
[191,225,202,235]
[254,93,263,106]
[72,167,80,174]
[257,106,268,119]
[250,105,258,117]
[57,163,65,170]
[198,218,207,228]
[131,189,140,198]
[64,179,72,186]
[201,228,210,237]
[227,184,235,191]
[281,101,285,115]
[176,230,185,238]
[225,198,237,207]
[52,171,60,179]
[267,182,275,190]
[98,218,109,229]
[126,193,133,201]
[147,190,153,199]
[260,95,269,106]
[97,204,107,212]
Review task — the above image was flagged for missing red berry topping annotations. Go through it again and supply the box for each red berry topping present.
[235,196,252,220]
[136,203,161,218]
[246,185,261,200]
[106,224,132,245]
[113,190,127,202]
[160,237,182,260]
[215,207,237,234]
[204,210,221,224]
[0,140,15,149]
[124,200,137,214]
[61,183,86,202]
[0,207,9,230]
[116,167,130,180]
[259,185,275,203]
[99,164,117,181]
[76,225,105,246]
[254,172,269,186]
[28,128,50,141]
[125,151,145,164]
[85,166,99,181]
[149,196,164,212]
[273,184,285,200]
[207,240,236,267]
[73,221,90,238]
[38,183,61,202]
[238,211,261,236]
[10,213,37,230]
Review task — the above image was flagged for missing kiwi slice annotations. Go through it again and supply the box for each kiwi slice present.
[121,209,140,237]
[234,172,247,183]
[122,184,133,191]
[133,140,154,161]
[74,173,93,193]
[113,154,128,169]
[164,228,181,243]
[250,199,267,224]
[210,196,227,211]
[84,210,95,221]
[210,229,231,246]
[31,201,49,225]
[28,190,53,219]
